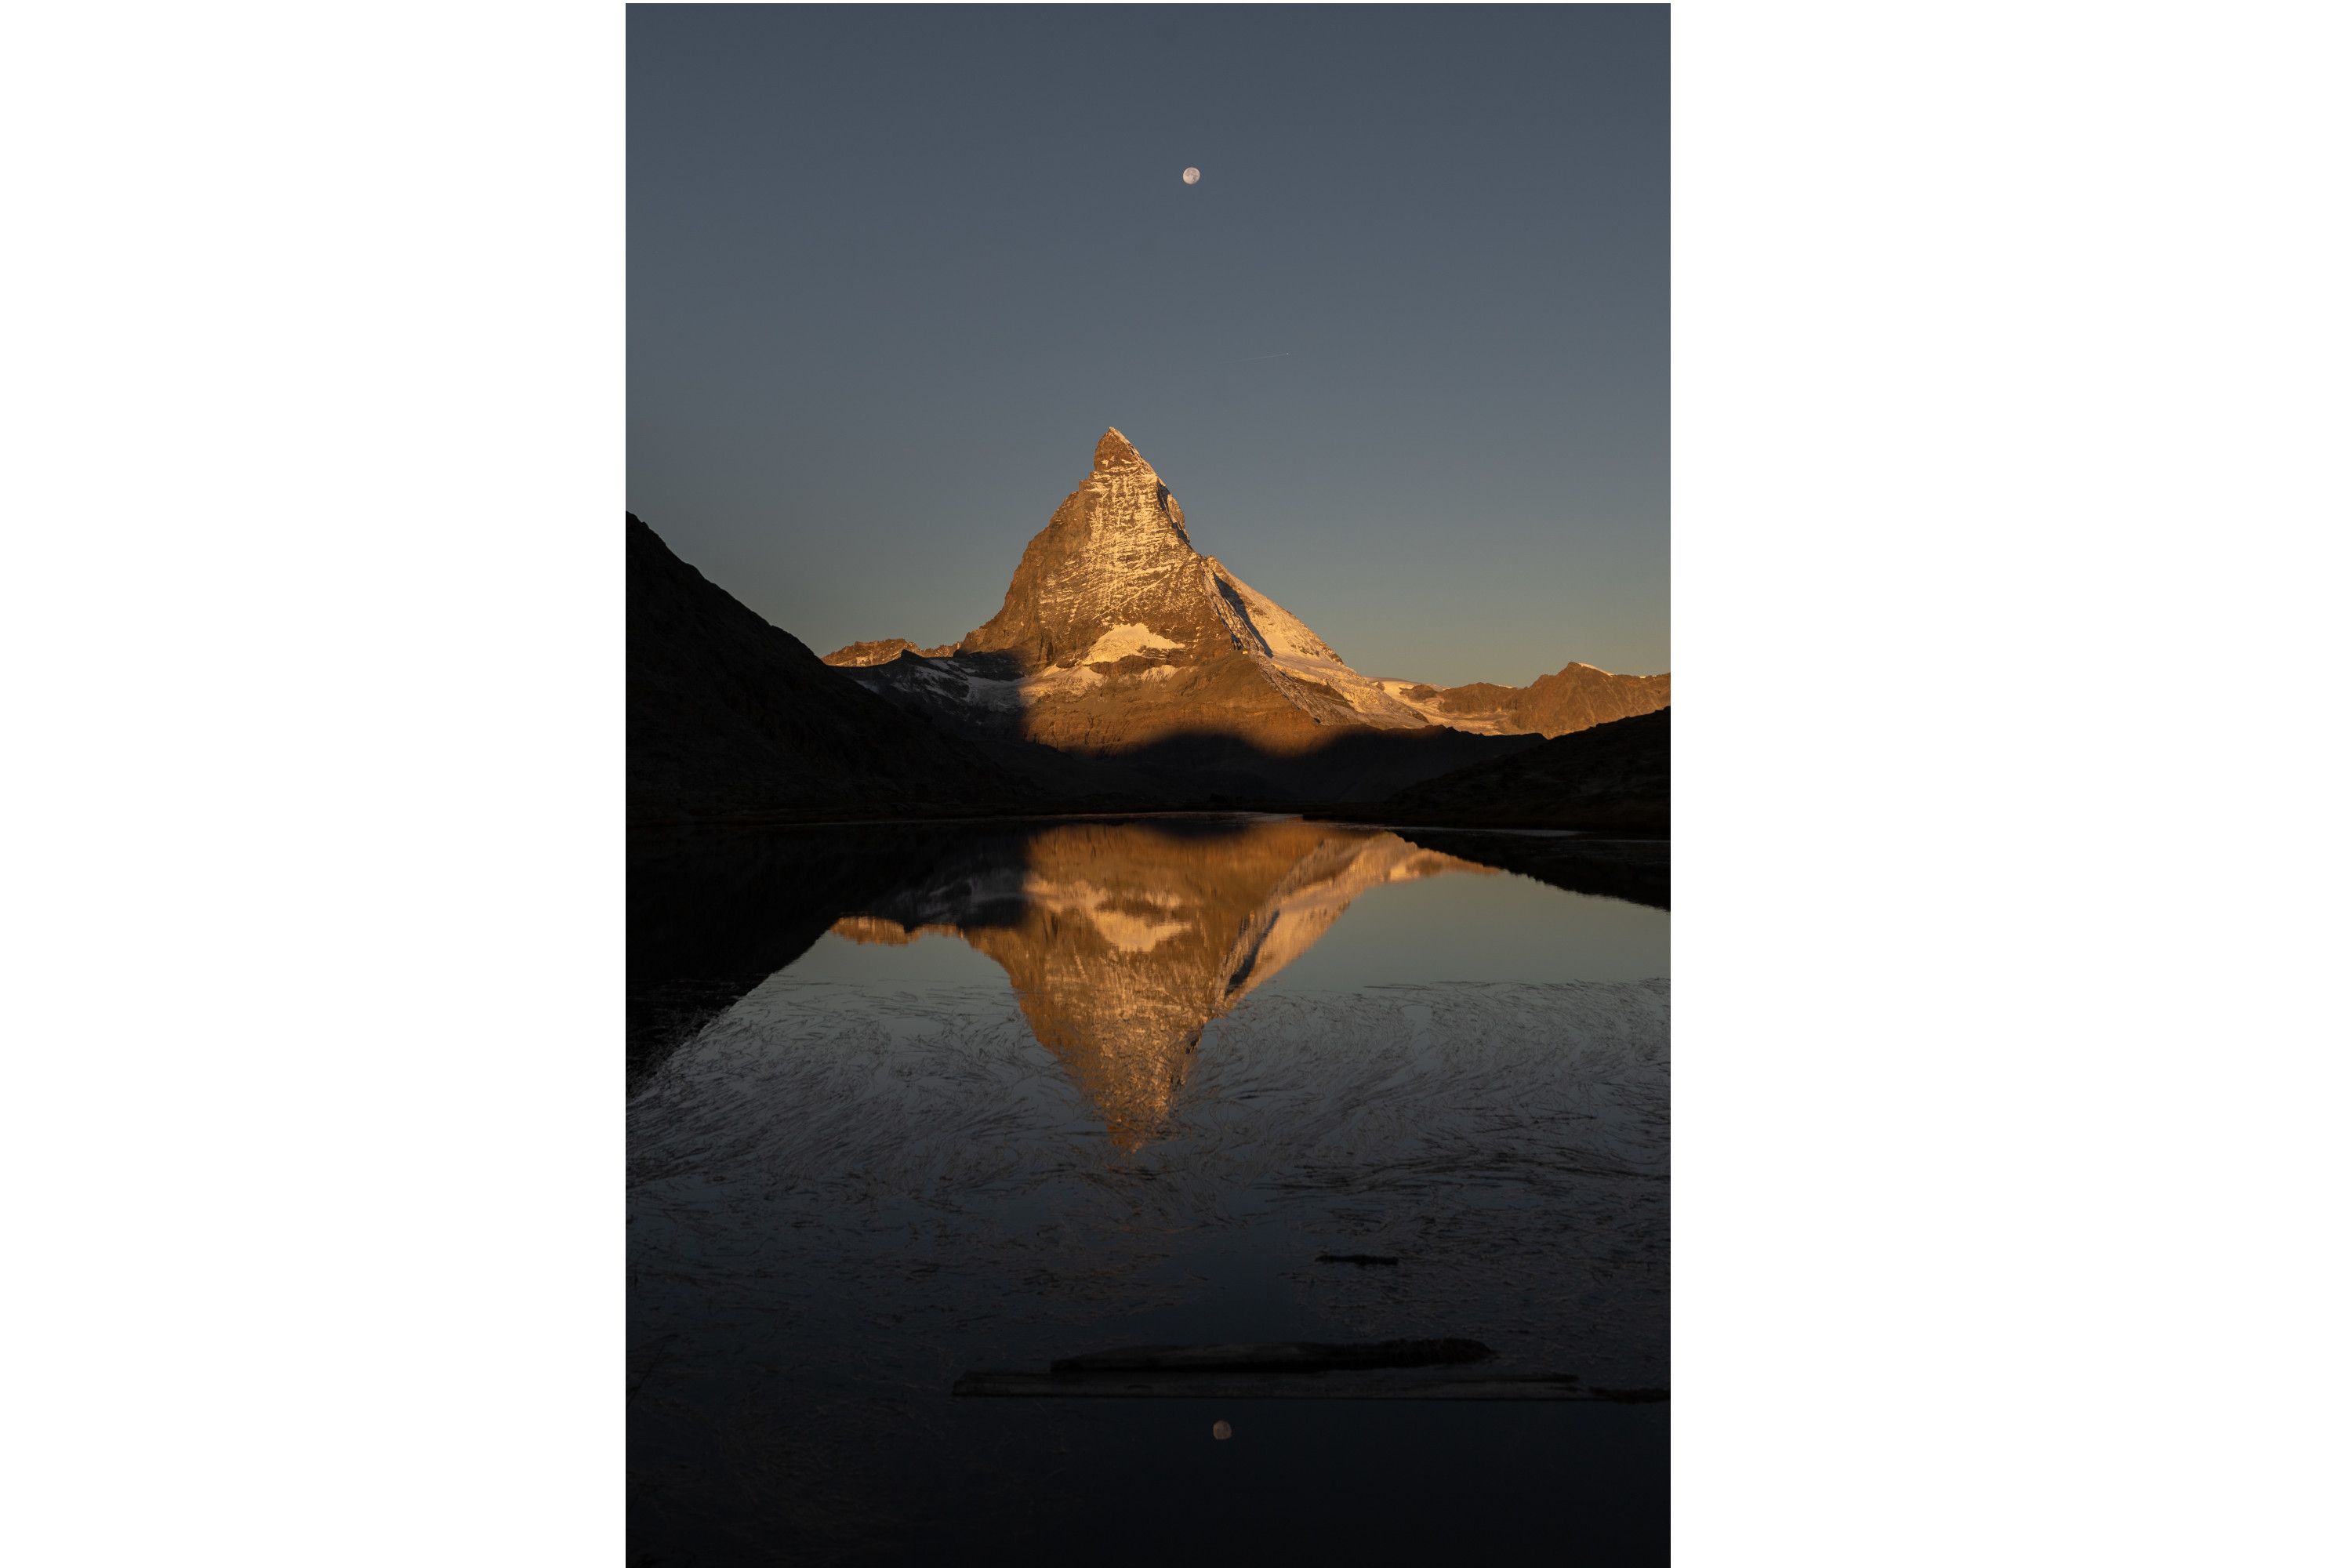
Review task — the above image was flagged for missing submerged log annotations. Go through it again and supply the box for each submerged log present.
[952,1371,1666,1402]
[1315,1253,1401,1266]
[1050,1339,1491,1374]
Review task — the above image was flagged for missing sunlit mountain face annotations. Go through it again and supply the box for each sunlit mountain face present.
[831,818,1493,1146]
[822,430,1671,753]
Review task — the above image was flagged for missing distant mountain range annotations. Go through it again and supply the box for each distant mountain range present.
[1385,663,1670,738]
[627,428,1669,826]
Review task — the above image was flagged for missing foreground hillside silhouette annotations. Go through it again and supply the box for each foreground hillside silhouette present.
[627,514,1030,823]
[1377,707,1670,835]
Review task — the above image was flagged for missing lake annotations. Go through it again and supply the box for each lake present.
[628,815,1670,1562]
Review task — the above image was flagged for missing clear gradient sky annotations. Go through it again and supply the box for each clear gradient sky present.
[628,5,1666,688]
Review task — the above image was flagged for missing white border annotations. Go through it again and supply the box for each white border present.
[7,2,622,1560]
[1676,1,2350,1560]
[5,2,2348,1561]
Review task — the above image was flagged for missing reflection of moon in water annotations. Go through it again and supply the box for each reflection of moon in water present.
[1181,166,1200,185]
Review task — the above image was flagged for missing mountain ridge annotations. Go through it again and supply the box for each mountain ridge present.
[822,428,1668,753]
[1380,662,1671,736]
[626,513,1032,824]
[1375,706,1670,835]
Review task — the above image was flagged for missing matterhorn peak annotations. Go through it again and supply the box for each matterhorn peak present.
[835,424,1484,746]
[1093,426,1147,472]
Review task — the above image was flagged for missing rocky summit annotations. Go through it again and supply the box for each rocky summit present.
[826,428,1423,755]
[822,428,1667,767]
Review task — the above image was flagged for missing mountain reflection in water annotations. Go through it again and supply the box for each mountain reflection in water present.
[826,820,1492,1145]
[626,815,1667,1095]
[626,813,1671,1562]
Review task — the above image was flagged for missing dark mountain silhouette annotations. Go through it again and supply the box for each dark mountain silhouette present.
[1374,707,1669,836]
[627,822,972,1085]
[626,514,1031,824]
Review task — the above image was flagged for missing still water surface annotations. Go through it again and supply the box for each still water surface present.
[629,816,1668,1562]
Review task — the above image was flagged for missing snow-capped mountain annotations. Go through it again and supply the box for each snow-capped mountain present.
[821,427,1667,757]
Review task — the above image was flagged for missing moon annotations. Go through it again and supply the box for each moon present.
[1181,167,1200,186]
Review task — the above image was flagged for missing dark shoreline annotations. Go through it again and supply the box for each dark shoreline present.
[1379,827,1669,910]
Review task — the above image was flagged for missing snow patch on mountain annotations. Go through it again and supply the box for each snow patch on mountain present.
[1080,622,1183,666]
[1377,680,1515,733]
[1204,561,1341,663]
[1022,874,1191,953]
